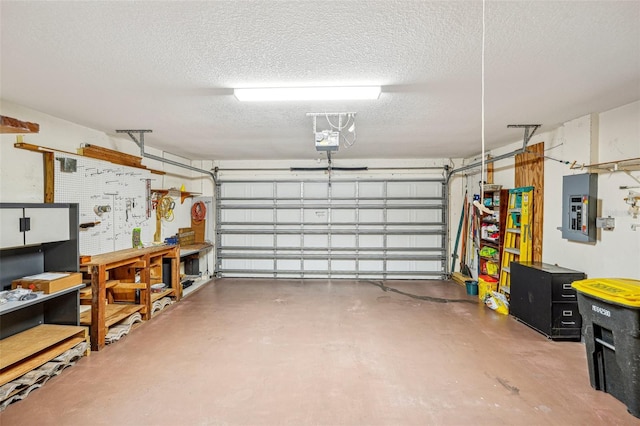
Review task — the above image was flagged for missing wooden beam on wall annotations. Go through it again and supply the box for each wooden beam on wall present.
[486,155,494,184]
[77,144,143,168]
[44,152,55,203]
[15,141,165,175]
[515,142,544,262]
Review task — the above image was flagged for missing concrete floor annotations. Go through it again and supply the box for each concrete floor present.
[1,279,637,425]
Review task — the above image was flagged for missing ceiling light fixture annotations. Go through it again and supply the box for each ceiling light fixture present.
[234,86,381,102]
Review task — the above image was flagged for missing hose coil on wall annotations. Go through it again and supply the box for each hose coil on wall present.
[191,201,206,223]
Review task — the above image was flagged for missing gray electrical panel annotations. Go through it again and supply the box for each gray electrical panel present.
[562,173,597,243]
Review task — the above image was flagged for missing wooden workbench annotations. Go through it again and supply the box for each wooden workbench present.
[80,245,179,351]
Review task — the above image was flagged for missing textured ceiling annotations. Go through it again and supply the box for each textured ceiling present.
[1,1,639,161]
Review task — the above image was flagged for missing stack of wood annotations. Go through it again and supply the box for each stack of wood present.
[77,144,164,175]
[178,228,196,246]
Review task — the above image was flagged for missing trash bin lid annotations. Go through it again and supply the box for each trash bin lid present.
[572,278,640,308]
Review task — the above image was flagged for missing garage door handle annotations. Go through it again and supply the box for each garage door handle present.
[561,321,576,326]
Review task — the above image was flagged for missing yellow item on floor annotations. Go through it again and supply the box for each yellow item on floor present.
[478,276,498,301]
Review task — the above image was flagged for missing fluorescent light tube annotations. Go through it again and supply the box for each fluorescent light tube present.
[234,86,381,102]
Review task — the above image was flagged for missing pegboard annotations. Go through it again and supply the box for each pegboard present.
[53,152,156,255]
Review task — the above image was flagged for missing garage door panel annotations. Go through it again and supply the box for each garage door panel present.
[358,235,384,249]
[331,209,356,223]
[304,259,328,271]
[359,210,384,222]
[216,176,446,279]
[276,259,300,271]
[276,182,300,198]
[222,258,273,270]
[358,234,384,248]
[331,260,356,271]
[330,182,356,197]
[358,182,384,197]
[304,234,328,247]
[251,235,275,246]
[220,234,249,247]
[387,260,439,272]
[304,182,329,198]
[277,209,301,222]
[303,209,329,223]
[387,234,442,246]
[387,182,441,198]
[276,235,300,247]
[360,260,383,272]
[222,182,273,198]
[221,234,274,247]
[221,209,273,222]
[331,234,356,248]
[386,182,416,197]
[387,209,442,222]
[393,235,442,248]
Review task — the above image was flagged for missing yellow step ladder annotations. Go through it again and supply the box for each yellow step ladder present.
[498,186,534,296]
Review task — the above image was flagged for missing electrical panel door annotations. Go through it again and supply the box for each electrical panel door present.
[562,173,597,243]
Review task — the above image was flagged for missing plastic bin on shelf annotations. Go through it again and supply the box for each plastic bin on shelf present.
[571,278,640,418]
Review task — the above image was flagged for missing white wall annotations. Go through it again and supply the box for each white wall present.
[463,101,640,279]
[0,100,210,244]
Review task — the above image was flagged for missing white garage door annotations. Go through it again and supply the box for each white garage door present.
[215,176,447,279]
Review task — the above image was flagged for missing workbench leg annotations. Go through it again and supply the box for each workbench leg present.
[141,254,151,320]
[91,265,106,351]
[171,254,181,300]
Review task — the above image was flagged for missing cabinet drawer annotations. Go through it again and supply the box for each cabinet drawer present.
[552,303,582,329]
[24,207,70,245]
[551,280,579,302]
[0,208,25,248]
[0,207,70,248]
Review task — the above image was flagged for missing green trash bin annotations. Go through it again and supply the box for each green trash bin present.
[572,278,640,418]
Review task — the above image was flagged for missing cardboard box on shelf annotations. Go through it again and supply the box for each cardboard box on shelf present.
[178,228,195,246]
[12,272,83,294]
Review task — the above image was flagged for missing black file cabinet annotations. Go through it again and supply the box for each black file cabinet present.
[510,262,586,341]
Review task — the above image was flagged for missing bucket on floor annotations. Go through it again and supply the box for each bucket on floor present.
[465,280,478,296]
